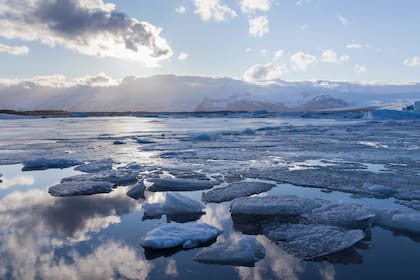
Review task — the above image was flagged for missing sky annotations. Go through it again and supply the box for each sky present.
[0,0,419,83]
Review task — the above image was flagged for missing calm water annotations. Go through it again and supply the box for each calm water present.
[1,116,420,280]
[1,164,420,280]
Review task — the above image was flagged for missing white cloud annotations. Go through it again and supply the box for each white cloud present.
[404,56,420,67]
[354,64,367,73]
[177,52,189,60]
[0,43,29,56]
[346,43,362,49]
[240,0,271,13]
[320,49,349,64]
[0,0,172,66]
[245,47,253,53]
[193,0,237,22]
[175,5,187,14]
[274,49,284,58]
[248,16,269,37]
[243,63,287,82]
[290,52,317,71]
[337,14,349,25]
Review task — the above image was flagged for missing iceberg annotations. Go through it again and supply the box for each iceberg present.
[145,178,213,192]
[202,182,275,203]
[142,192,204,218]
[194,236,265,266]
[22,157,81,171]
[230,195,325,217]
[126,180,146,200]
[140,222,222,249]
[74,158,113,173]
[48,180,114,197]
[264,223,365,260]
[304,202,375,228]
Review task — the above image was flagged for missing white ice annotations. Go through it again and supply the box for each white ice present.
[145,178,213,192]
[194,236,265,266]
[264,223,365,259]
[126,180,145,200]
[304,202,375,228]
[371,208,420,234]
[202,182,275,203]
[230,195,325,217]
[48,180,114,197]
[142,192,204,217]
[140,222,222,249]
[22,157,81,171]
[62,169,138,186]
[74,158,113,173]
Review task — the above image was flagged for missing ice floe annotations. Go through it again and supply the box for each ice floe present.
[48,180,114,197]
[202,182,275,203]
[61,169,138,186]
[74,159,113,173]
[144,178,213,192]
[22,157,81,171]
[194,236,265,266]
[304,202,375,228]
[230,195,325,217]
[142,192,204,218]
[264,223,365,259]
[126,180,146,200]
[140,222,222,249]
[371,208,420,234]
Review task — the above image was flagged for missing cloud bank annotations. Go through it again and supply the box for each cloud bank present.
[0,0,172,65]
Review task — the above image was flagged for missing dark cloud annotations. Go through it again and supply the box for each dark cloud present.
[0,0,172,64]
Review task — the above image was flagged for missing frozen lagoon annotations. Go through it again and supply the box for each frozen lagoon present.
[1,113,420,279]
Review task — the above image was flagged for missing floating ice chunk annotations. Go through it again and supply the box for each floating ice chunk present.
[62,169,138,186]
[264,223,365,259]
[142,192,204,217]
[126,180,146,200]
[194,236,265,266]
[241,128,255,135]
[140,222,222,249]
[371,208,420,234]
[231,195,325,217]
[118,162,143,171]
[113,140,126,145]
[202,182,274,203]
[48,180,113,197]
[361,183,394,197]
[184,134,217,142]
[304,202,375,228]
[75,159,113,173]
[365,110,420,120]
[22,157,81,171]
[145,178,213,192]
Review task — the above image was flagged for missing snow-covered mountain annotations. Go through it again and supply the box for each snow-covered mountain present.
[0,74,419,112]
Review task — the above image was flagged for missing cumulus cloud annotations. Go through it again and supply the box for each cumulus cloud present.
[354,64,367,73]
[404,56,420,67]
[193,0,237,22]
[248,16,269,37]
[290,51,317,71]
[177,52,189,60]
[243,63,287,82]
[240,0,271,13]
[346,43,362,49]
[0,0,172,66]
[0,43,29,55]
[320,49,349,64]
[175,5,187,14]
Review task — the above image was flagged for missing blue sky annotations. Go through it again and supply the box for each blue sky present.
[0,0,419,82]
